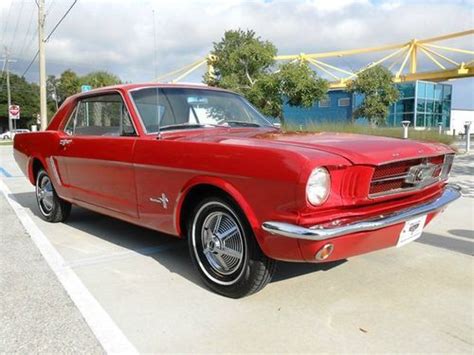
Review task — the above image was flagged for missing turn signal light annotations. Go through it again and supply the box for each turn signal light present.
[315,243,334,261]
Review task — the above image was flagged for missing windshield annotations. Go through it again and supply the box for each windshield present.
[130,87,272,133]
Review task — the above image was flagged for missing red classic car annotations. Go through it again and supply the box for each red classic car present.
[13,83,460,298]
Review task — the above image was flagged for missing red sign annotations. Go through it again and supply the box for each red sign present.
[9,105,20,120]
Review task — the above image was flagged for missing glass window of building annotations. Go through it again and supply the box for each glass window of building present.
[434,85,442,100]
[338,98,350,107]
[426,100,434,114]
[417,99,426,113]
[416,113,425,127]
[319,98,330,108]
[425,82,435,99]
[398,83,415,98]
[417,82,426,99]
[442,85,452,101]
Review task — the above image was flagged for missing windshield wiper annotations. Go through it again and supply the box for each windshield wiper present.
[159,123,209,131]
[224,121,261,127]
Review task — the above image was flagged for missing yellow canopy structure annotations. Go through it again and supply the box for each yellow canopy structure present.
[155,30,474,88]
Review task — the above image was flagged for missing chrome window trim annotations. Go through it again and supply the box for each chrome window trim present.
[62,90,139,137]
[127,86,274,135]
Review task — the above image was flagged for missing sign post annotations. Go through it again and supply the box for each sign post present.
[9,105,20,130]
[81,85,92,126]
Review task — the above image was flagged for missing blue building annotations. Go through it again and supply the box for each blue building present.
[283,80,452,129]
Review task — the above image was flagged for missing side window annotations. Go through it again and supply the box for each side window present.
[65,93,135,136]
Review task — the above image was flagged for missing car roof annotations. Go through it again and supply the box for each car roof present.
[70,82,233,99]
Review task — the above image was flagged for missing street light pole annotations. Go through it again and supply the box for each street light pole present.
[38,0,47,131]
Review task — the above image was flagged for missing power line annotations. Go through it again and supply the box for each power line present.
[9,0,26,54]
[44,0,78,42]
[18,2,36,59]
[0,0,14,49]
[46,0,56,16]
[21,51,39,77]
[21,0,79,77]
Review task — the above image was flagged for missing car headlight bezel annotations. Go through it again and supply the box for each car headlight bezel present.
[306,167,331,206]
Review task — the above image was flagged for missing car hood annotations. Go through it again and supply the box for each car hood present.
[173,128,452,165]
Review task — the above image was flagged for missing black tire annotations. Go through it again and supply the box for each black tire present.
[35,169,71,223]
[188,195,276,298]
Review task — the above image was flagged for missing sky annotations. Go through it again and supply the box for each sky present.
[1,0,473,108]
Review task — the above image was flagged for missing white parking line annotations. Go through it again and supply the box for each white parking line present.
[0,179,138,355]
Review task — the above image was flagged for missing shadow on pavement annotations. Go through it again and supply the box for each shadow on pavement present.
[449,229,474,239]
[418,232,473,256]
[11,191,345,289]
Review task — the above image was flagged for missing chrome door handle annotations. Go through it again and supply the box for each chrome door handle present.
[59,138,72,147]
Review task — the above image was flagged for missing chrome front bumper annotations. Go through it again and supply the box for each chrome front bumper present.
[262,184,461,241]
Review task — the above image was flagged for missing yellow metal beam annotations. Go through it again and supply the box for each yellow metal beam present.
[276,41,408,61]
[307,58,340,80]
[401,65,474,82]
[310,59,354,76]
[397,43,414,78]
[328,65,474,89]
[347,45,410,80]
[172,59,207,83]
[156,30,474,86]
[419,46,446,70]
[423,43,474,55]
[409,41,417,73]
[418,44,459,66]
[418,29,474,43]
[155,58,206,81]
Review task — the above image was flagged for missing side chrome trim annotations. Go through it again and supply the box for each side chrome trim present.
[262,184,461,241]
[48,156,62,186]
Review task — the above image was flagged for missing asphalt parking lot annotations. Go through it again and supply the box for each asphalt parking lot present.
[0,145,472,353]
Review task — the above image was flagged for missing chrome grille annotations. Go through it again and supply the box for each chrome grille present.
[369,154,453,198]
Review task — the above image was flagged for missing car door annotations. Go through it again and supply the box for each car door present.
[58,92,139,218]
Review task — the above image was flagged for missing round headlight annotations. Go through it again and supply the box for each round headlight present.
[306,167,330,206]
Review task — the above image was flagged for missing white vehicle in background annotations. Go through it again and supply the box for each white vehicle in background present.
[0,129,30,140]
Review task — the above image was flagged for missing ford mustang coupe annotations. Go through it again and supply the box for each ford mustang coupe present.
[13,83,460,298]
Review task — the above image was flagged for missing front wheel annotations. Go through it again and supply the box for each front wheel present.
[35,169,71,222]
[188,196,276,298]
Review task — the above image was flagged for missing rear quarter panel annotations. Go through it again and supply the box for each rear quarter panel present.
[14,132,60,184]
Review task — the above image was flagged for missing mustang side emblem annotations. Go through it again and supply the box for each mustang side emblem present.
[405,162,436,185]
[150,193,169,209]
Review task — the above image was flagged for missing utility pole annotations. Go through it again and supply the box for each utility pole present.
[38,0,47,131]
[1,47,16,133]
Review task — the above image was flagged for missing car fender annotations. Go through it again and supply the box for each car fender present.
[174,175,259,237]
[26,154,49,185]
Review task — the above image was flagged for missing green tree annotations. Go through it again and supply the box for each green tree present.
[204,29,328,118]
[56,69,81,101]
[81,71,121,89]
[56,69,122,105]
[277,62,328,108]
[0,73,40,128]
[347,65,399,127]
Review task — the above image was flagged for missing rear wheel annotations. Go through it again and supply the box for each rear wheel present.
[188,195,275,298]
[35,169,71,222]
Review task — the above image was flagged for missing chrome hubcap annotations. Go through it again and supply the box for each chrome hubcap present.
[36,175,54,215]
[201,211,244,275]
